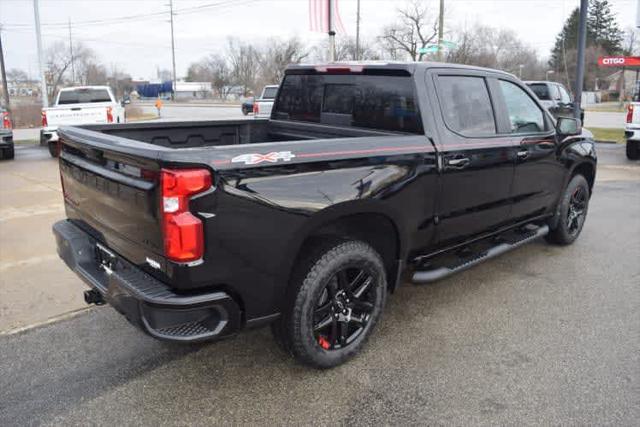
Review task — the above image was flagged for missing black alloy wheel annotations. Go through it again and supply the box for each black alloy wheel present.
[312,267,376,351]
[566,185,587,236]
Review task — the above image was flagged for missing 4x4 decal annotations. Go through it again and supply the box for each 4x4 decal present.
[231,151,296,165]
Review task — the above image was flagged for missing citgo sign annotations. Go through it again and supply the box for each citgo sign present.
[598,56,640,67]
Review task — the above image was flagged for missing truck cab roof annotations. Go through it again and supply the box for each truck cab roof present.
[286,61,517,79]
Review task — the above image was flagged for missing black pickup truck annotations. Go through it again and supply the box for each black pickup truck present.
[53,62,596,368]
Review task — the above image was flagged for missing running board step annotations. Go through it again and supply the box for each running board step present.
[412,225,549,284]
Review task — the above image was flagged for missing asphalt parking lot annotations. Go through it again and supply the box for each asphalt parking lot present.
[0,142,638,425]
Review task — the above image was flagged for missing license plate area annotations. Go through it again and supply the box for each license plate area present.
[95,242,117,272]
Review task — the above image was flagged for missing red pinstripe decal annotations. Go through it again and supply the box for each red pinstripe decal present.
[297,145,432,159]
[211,139,531,168]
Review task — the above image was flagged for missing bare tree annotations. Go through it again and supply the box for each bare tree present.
[313,36,381,62]
[446,24,546,80]
[257,37,309,87]
[206,55,232,99]
[226,37,260,96]
[622,27,640,55]
[185,53,235,99]
[45,41,96,98]
[6,69,28,86]
[378,0,438,61]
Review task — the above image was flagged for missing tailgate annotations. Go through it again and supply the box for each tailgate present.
[58,127,167,270]
[46,104,111,126]
[633,103,640,125]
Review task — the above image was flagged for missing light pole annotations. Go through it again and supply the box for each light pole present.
[574,0,588,119]
[546,70,555,81]
[518,64,524,79]
[169,0,177,101]
[33,0,48,107]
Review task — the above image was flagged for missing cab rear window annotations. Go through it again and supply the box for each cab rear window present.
[58,89,112,104]
[527,83,551,100]
[273,73,423,134]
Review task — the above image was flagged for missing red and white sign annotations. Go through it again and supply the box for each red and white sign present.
[598,56,640,67]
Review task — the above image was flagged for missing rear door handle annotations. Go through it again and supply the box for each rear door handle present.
[517,149,529,159]
[536,141,556,149]
[446,157,470,168]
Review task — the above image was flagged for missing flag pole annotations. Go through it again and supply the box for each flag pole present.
[328,0,336,62]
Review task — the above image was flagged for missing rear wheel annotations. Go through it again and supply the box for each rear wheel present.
[273,239,387,368]
[1,146,14,160]
[546,174,590,245]
[626,140,640,160]
[48,141,58,158]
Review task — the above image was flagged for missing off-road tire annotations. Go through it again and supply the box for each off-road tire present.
[48,141,58,158]
[626,140,640,160]
[272,239,387,369]
[546,174,590,245]
[1,146,14,160]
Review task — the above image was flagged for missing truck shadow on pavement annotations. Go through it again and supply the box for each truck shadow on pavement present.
[0,239,561,425]
[3,177,640,424]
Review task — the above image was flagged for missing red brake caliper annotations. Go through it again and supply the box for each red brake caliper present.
[318,336,330,350]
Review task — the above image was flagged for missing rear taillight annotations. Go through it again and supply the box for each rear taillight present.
[160,168,212,263]
[41,111,48,127]
[627,104,634,123]
[106,107,114,123]
[2,111,10,129]
[253,102,259,114]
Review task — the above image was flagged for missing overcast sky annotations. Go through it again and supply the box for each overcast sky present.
[1,0,637,81]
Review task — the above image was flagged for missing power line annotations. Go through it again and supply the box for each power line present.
[2,0,260,29]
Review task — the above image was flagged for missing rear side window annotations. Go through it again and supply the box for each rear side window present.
[558,85,572,103]
[273,74,423,134]
[499,80,545,134]
[262,87,278,99]
[58,89,112,104]
[527,83,551,100]
[437,76,496,136]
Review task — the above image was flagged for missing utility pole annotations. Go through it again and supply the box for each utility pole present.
[437,0,444,62]
[327,0,336,62]
[574,0,587,120]
[169,0,177,101]
[0,28,11,115]
[33,0,48,108]
[354,0,361,61]
[68,18,75,84]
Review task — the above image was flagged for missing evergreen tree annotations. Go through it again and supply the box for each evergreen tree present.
[588,0,623,53]
[549,8,582,71]
[549,1,623,73]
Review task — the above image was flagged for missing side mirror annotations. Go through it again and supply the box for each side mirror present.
[556,116,581,137]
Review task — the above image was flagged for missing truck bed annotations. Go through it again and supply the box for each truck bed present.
[80,118,397,149]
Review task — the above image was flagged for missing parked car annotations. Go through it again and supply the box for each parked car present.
[41,86,125,157]
[525,81,584,122]
[625,102,640,160]
[0,107,13,160]
[241,97,254,115]
[53,62,596,368]
[253,85,278,118]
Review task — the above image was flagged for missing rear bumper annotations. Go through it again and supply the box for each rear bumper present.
[625,127,640,141]
[42,127,59,142]
[52,220,241,342]
[0,130,12,146]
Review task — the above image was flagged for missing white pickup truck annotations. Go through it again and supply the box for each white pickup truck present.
[253,85,279,118]
[41,86,125,157]
[625,102,640,160]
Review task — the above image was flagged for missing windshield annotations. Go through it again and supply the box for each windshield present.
[526,83,551,100]
[58,89,112,104]
[273,73,422,134]
[262,87,278,99]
